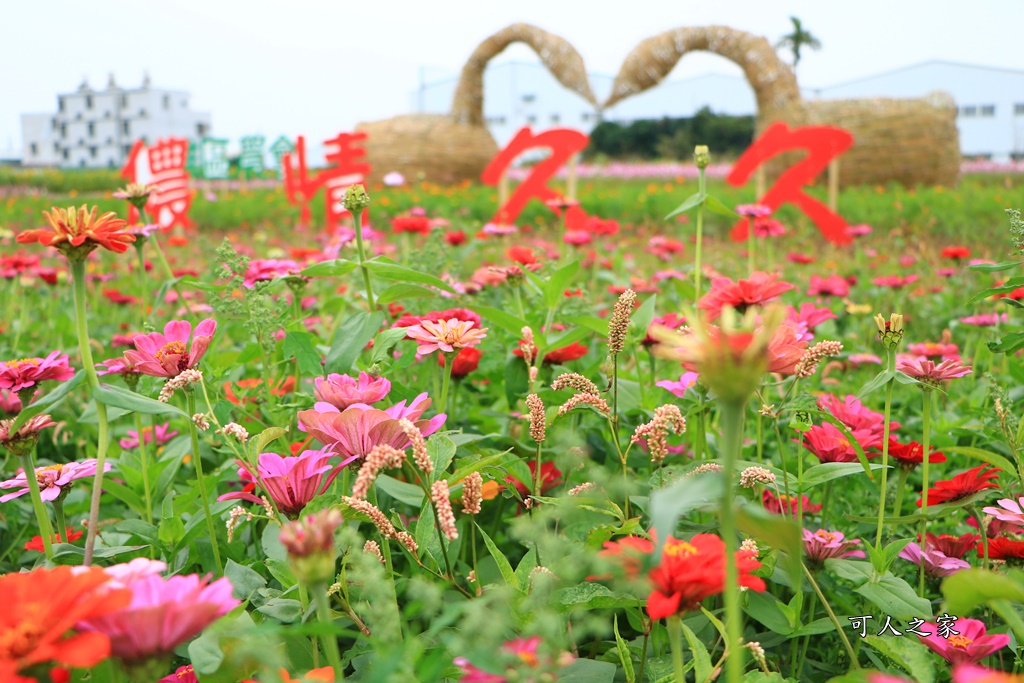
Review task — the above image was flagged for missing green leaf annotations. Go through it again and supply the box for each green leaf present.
[857,369,896,399]
[427,434,457,477]
[364,257,455,292]
[282,331,323,377]
[257,597,303,623]
[744,590,795,635]
[376,282,439,305]
[681,622,713,683]
[247,427,288,461]
[630,294,658,342]
[158,517,185,548]
[565,316,609,338]
[470,305,530,338]
[649,473,724,556]
[989,332,1024,355]
[324,311,384,374]
[736,504,802,588]
[476,523,521,592]
[862,635,935,683]
[665,191,706,219]
[797,463,889,492]
[94,384,187,416]
[828,559,932,619]
[300,259,358,277]
[556,582,642,612]
[558,658,617,683]
[370,327,411,364]
[704,194,738,218]
[374,474,425,506]
[941,568,1024,615]
[613,615,636,683]
[969,260,1023,273]
[967,276,1024,303]
[544,260,581,310]
[224,559,267,601]
[10,370,85,432]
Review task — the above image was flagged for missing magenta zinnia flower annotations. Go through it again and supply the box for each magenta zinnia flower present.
[78,573,239,662]
[897,356,972,385]
[982,496,1024,526]
[243,258,302,288]
[297,393,446,461]
[800,423,879,463]
[97,356,139,378]
[916,618,1010,666]
[802,528,865,563]
[0,457,110,503]
[817,394,898,443]
[119,422,179,450]
[656,372,700,397]
[218,448,353,518]
[898,542,970,579]
[314,372,392,410]
[0,350,74,392]
[124,319,217,378]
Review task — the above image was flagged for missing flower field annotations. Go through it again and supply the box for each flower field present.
[2,164,1024,683]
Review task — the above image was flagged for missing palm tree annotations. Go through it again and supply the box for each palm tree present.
[776,16,822,67]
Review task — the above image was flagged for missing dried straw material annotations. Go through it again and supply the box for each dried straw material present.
[603,26,959,187]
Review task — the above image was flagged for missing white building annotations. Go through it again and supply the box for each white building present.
[21,75,211,169]
[415,59,1024,161]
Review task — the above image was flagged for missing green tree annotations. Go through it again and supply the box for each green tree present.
[776,16,822,67]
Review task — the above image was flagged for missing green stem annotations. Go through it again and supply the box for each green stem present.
[668,616,687,683]
[874,359,896,551]
[694,167,705,301]
[135,412,154,525]
[53,499,67,543]
[636,626,651,683]
[22,452,55,560]
[149,234,194,316]
[746,218,755,275]
[918,389,932,597]
[134,242,148,325]
[186,390,224,574]
[439,351,454,416]
[314,584,346,680]
[802,563,860,668]
[352,208,375,310]
[719,398,747,683]
[73,259,112,567]
[892,467,910,524]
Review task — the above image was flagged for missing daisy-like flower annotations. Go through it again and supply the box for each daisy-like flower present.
[25,526,84,552]
[897,356,972,386]
[118,423,179,450]
[0,413,57,457]
[16,205,134,256]
[243,258,302,288]
[113,183,157,210]
[917,465,1001,507]
[882,439,947,470]
[983,496,1024,526]
[802,528,866,564]
[917,619,1010,666]
[405,318,488,355]
[898,542,970,579]
[0,458,111,503]
[697,272,795,321]
[983,536,1024,562]
[314,372,392,410]
[124,318,217,378]
[800,423,877,463]
[763,490,822,516]
[926,532,982,559]
[218,449,353,518]
[735,203,772,218]
[0,350,74,393]
[951,664,1024,683]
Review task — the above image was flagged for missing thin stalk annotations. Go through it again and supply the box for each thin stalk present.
[134,242,148,324]
[439,351,455,416]
[802,563,860,668]
[149,234,194,315]
[314,585,346,681]
[352,208,375,310]
[796,589,818,678]
[73,259,112,567]
[719,398,747,683]
[874,354,897,550]
[892,467,910,523]
[22,453,55,560]
[668,616,687,683]
[134,412,154,525]
[52,499,67,544]
[186,390,224,574]
[918,389,933,597]
[298,582,318,668]
[694,167,706,301]
[746,218,755,275]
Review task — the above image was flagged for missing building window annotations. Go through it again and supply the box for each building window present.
[104,111,111,118]
[980,105,996,117]
[138,109,147,117]
[550,114,560,124]
[85,95,93,109]
[123,144,132,156]
[581,112,592,122]
[53,142,59,152]
[526,115,537,125]
[89,147,97,159]
[961,106,977,117]
[1015,104,1024,116]
[106,137,113,145]
[58,98,65,112]
[163,95,170,110]
[485,116,507,125]
[87,122,95,136]
[120,94,128,107]
[196,123,207,136]
[123,121,130,135]
[62,149,69,160]
[78,138,85,147]
[51,118,58,130]
[29,143,38,156]
[1011,152,1024,161]
[60,123,66,137]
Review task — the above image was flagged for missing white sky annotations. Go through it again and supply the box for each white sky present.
[3,0,1023,154]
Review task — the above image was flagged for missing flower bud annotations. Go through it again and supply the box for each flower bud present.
[343,184,371,213]
[280,508,343,584]
[874,313,904,350]
[693,145,711,169]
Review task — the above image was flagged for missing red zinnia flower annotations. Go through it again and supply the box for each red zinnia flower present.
[599,536,656,578]
[980,536,1024,561]
[884,439,947,469]
[507,460,562,496]
[439,347,483,377]
[445,230,467,246]
[25,527,84,552]
[763,489,822,515]
[514,342,588,364]
[17,205,134,255]
[697,272,795,321]
[925,532,981,559]
[941,246,971,260]
[392,215,431,235]
[507,246,538,266]
[917,465,1001,507]
[647,534,765,620]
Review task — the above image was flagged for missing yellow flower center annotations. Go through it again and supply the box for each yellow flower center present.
[517,651,539,667]
[947,634,973,649]
[36,463,64,486]
[154,340,188,363]
[815,530,837,542]
[4,358,39,369]
[665,540,699,557]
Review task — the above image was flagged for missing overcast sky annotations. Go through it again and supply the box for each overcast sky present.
[3,0,1023,155]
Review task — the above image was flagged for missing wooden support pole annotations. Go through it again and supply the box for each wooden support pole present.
[828,158,840,213]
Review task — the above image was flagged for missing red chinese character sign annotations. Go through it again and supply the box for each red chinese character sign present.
[121,138,194,231]
[727,122,855,245]
[481,127,591,230]
[281,132,371,230]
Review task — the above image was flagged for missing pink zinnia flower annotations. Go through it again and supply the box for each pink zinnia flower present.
[96,356,139,379]
[817,394,898,442]
[800,423,877,463]
[218,448,353,518]
[697,272,795,321]
[916,619,1011,666]
[873,274,919,288]
[846,223,873,237]
[298,393,446,461]
[807,274,850,297]
[0,388,23,415]
[735,203,772,218]
[0,413,56,456]
[119,423,179,450]
[78,573,239,662]
[124,319,217,378]
[907,341,960,359]
[952,664,1023,682]
[786,303,836,339]
[983,496,1024,526]
[314,372,392,410]
[482,223,518,236]
[766,323,810,376]
[959,313,1008,327]
[0,458,110,503]
[455,637,559,683]
[898,542,970,579]
[243,258,301,288]
[802,528,865,563]
[405,318,488,355]
[848,353,882,367]
[161,665,198,683]
[0,350,74,392]
[753,217,786,238]
[656,372,700,397]
[898,356,972,385]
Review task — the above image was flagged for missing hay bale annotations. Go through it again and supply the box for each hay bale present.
[357,114,497,186]
[603,26,960,187]
[359,23,596,185]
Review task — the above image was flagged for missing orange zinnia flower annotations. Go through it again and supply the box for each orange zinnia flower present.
[17,205,134,255]
[0,566,131,677]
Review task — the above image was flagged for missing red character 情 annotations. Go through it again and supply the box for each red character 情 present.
[281,132,371,230]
